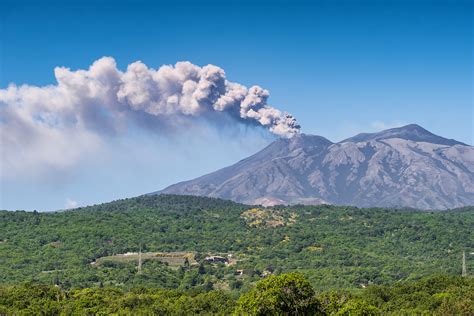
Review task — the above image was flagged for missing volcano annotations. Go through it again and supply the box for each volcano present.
[159,124,474,210]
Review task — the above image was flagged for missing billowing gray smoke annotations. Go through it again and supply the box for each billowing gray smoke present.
[0,57,300,178]
[52,57,300,136]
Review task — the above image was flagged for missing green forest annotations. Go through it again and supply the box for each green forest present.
[1,194,473,314]
[1,274,472,314]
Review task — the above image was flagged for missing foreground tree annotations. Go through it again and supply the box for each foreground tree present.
[235,273,322,315]
[334,299,379,316]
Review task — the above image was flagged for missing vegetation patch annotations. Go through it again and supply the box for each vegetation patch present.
[240,208,294,227]
[306,245,324,252]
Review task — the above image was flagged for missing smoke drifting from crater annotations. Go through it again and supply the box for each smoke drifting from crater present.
[0,57,300,178]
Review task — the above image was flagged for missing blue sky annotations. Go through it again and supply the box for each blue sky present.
[0,0,472,211]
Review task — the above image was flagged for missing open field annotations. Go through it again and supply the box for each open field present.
[94,251,197,267]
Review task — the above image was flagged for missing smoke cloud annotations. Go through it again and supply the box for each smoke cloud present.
[0,57,300,178]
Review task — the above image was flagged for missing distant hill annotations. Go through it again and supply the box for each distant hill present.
[1,195,473,290]
[159,124,474,210]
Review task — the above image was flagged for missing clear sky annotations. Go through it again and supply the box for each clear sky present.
[0,0,472,211]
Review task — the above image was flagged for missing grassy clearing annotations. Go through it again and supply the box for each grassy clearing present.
[94,251,197,267]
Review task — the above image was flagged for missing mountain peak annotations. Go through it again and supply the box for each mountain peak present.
[341,124,466,146]
[288,133,333,147]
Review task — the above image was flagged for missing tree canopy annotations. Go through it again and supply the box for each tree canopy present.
[235,273,322,315]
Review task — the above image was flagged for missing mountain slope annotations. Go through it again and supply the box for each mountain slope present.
[159,124,474,209]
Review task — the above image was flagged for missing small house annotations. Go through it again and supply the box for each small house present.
[204,255,229,264]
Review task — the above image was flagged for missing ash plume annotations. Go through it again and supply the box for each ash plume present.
[0,57,300,177]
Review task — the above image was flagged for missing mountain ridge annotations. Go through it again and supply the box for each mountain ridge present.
[158,124,474,210]
[341,124,467,146]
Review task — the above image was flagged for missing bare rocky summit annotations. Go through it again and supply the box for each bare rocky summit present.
[159,124,474,210]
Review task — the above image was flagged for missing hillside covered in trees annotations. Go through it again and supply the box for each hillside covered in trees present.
[1,195,472,290]
[1,195,473,314]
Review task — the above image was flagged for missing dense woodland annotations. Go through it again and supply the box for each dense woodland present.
[0,274,472,314]
[1,194,473,314]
